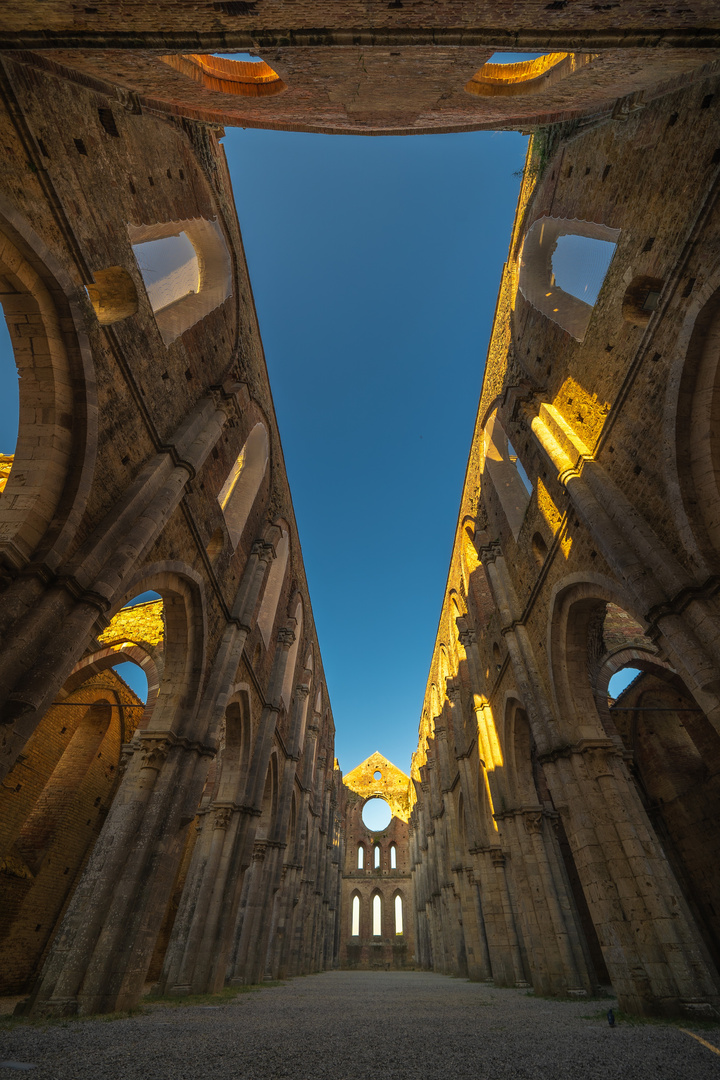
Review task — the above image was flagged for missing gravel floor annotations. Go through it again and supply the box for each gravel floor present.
[1,970,719,1080]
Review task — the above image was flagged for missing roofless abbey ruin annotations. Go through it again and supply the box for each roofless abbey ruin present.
[0,0,720,1022]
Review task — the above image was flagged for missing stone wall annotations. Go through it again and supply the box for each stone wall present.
[410,70,720,1018]
[0,48,340,1014]
[339,753,415,970]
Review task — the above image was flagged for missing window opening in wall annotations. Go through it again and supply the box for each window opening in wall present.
[218,423,270,550]
[394,894,403,935]
[608,667,642,700]
[362,797,392,831]
[162,53,286,97]
[351,894,360,937]
[374,843,381,869]
[373,769,382,779]
[0,309,18,480]
[112,662,148,703]
[532,531,549,565]
[256,526,289,646]
[390,843,397,869]
[213,53,264,62]
[357,844,364,870]
[372,893,382,936]
[488,52,547,63]
[132,232,199,314]
[519,217,621,340]
[128,218,232,346]
[507,440,533,496]
[550,234,617,306]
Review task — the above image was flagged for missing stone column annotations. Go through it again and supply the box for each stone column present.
[523,401,720,736]
[1,393,233,775]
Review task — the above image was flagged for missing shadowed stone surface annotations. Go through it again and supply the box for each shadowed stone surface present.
[3,971,720,1079]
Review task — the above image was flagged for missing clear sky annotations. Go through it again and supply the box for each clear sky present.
[224,127,529,773]
[0,126,531,778]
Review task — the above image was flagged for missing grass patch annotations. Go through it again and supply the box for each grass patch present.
[580,1008,720,1030]
[146,981,284,1008]
[0,1007,145,1031]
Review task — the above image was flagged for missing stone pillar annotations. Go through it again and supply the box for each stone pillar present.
[1,393,234,776]
[523,402,720,737]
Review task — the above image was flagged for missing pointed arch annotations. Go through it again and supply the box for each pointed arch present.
[218,423,269,549]
[351,892,361,937]
[483,411,532,539]
[256,522,289,645]
[280,597,303,710]
[372,891,383,937]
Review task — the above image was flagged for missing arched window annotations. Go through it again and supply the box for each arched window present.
[372,893,382,937]
[256,525,289,645]
[394,894,404,935]
[351,894,361,937]
[280,598,303,710]
[483,411,532,539]
[218,423,269,549]
[374,844,381,869]
[357,844,364,870]
[161,53,286,98]
[129,218,232,345]
[518,217,620,340]
[390,843,397,870]
[465,52,577,97]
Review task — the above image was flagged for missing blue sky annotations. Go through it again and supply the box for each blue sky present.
[0,126,532,776]
[224,127,528,772]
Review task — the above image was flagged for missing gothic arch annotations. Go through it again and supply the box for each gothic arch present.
[0,217,94,570]
[215,687,253,805]
[548,574,656,744]
[280,596,304,711]
[218,423,270,551]
[673,283,720,567]
[256,521,290,646]
[482,411,532,540]
[112,563,208,736]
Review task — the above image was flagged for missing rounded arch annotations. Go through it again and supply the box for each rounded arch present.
[128,217,232,346]
[518,217,620,341]
[218,422,270,550]
[465,53,590,97]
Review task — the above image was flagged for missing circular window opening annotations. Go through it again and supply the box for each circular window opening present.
[373,770,382,780]
[362,797,392,832]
